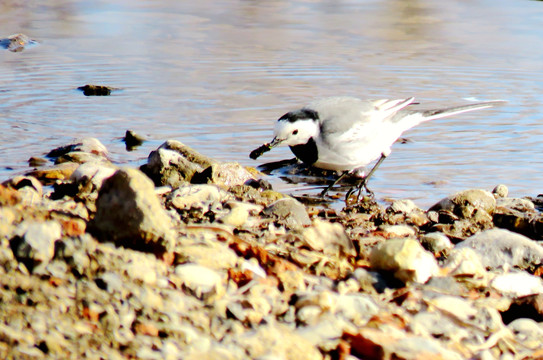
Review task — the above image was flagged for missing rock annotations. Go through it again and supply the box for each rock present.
[46,137,108,158]
[429,189,496,218]
[335,293,379,326]
[379,224,416,238]
[10,220,62,272]
[192,162,257,187]
[28,156,49,167]
[507,318,543,350]
[2,176,43,198]
[70,162,117,190]
[168,184,230,212]
[492,184,508,198]
[456,228,543,271]
[141,140,214,187]
[123,130,145,151]
[263,198,311,228]
[442,248,487,278]
[0,33,38,52]
[388,199,419,214]
[55,151,109,165]
[490,272,543,297]
[177,242,238,271]
[302,219,355,257]
[77,84,114,96]
[496,197,535,212]
[345,328,462,360]
[89,168,175,254]
[420,232,453,256]
[27,162,80,185]
[370,238,438,284]
[0,184,22,206]
[410,310,469,342]
[493,207,543,239]
[233,323,323,360]
[175,263,224,301]
[218,201,257,228]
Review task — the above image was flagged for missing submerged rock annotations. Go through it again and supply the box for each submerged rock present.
[0,33,38,52]
[77,84,114,96]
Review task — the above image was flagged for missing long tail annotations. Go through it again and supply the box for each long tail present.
[418,100,506,122]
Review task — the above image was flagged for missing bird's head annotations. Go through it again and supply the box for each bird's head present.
[271,108,319,147]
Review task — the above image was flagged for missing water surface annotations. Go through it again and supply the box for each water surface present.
[1,0,542,208]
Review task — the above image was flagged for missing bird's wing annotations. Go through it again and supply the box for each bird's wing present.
[317,97,415,139]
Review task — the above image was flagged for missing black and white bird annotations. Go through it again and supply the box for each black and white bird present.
[250,97,502,200]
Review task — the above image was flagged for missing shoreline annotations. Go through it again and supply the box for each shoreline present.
[1,137,543,359]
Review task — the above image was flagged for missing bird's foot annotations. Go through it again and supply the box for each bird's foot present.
[344,178,373,203]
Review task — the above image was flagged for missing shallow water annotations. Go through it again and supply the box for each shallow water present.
[1,0,542,208]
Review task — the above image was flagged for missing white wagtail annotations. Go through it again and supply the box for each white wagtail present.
[250,96,503,201]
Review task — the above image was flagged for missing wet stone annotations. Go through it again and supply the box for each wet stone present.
[77,84,114,96]
[123,130,146,151]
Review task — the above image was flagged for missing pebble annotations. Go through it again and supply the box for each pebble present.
[379,224,416,238]
[420,232,453,255]
[191,162,257,187]
[456,228,543,270]
[370,238,438,284]
[11,220,62,272]
[492,184,509,198]
[490,272,543,297]
[175,263,224,301]
[442,247,487,278]
[263,197,311,228]
[2,139,543,360]
[302,219,355,256]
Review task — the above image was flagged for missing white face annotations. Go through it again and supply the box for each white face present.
[273,119,319,146]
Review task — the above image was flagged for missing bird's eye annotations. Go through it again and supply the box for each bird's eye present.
[292,130,298,135]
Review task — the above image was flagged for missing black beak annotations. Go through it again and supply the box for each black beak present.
[249,137,283,160]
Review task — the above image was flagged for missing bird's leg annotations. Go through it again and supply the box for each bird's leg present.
[345,154,387,202]
[320,170,349,198]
